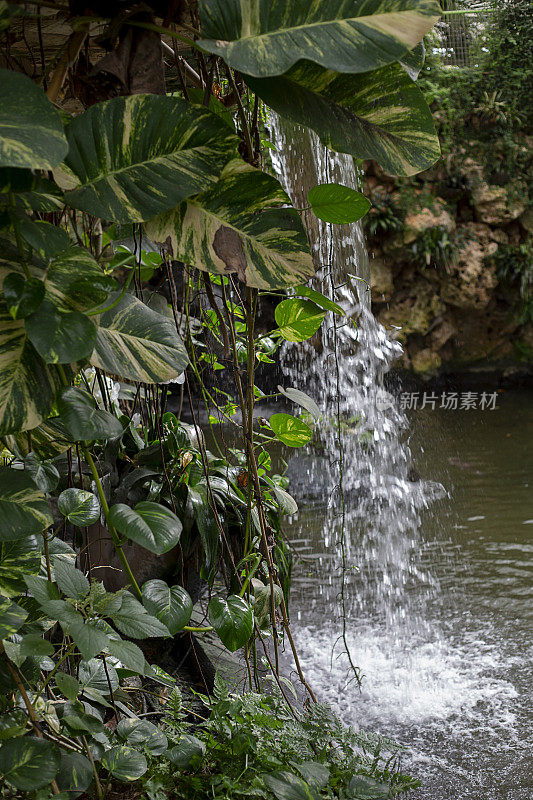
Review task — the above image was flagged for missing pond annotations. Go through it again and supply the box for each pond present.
[284,387,532,800]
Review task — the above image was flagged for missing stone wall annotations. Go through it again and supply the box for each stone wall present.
[364,150,532,377]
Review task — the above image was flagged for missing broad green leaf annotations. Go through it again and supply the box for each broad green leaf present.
[141,579,193,635]
[90,292,188,383]
[19,220,70,260]
[146,159,313,289]
[347,775,390,799]
[0,598,27,638]
[307,184,370,224]
[55,671,80,701]
[399,40,425,80]
[272,486,298,515]
[23,574,60,605]
[263,770,318,800]
[252,580,284,624]
[198,0,440,77]
[277,386,320,420]
[275,299,325,342]
[102,745,147,781]
[208,594,253,652]
[0,169,63,212]
[293,285,344,315]
[246,62,440,177]
[25,300,96,364]
[0,301,71,436]
[2,417,71,461]
[18,633,54,659]
[58,94,238,222]
[106,639,145,674]
[39,599,84,629]
[269,413,313,448]
[58,488,101,526]
[0,68,68,170]
[0,244,116,313]
[23,453,59,493]
[57,387,124,442]
[0,737,60,790]
[78,658,119,694]
[3,273,44,319]
[0,709,26,741]
[117,718,168,755]
[0,466,52,540]
[56,751,94,796]
[167,734,205,767]
[110,592,170,639]
[53,558,89,599]
[296,762,330,789]
[188,485,220,575]
[69,620,110,662]
[108,501,182,556]
[0,537,41,597]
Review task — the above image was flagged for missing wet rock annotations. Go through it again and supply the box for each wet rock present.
[403,200,455,245]
[370,257,394,303]
[378,276,441,338]
[440,223,499,310]
[429,319,456,351]
[411,348,442,377]
[472,181,526,225]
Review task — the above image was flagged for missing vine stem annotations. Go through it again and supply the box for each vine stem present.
[83,447,142,602]
[0,645,60,795]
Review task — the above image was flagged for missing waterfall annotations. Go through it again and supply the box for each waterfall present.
[268,115,446,720]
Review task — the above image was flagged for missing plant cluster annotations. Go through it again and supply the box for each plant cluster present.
[0,1,444,797]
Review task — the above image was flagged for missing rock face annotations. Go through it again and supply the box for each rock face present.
[365,155,532,375]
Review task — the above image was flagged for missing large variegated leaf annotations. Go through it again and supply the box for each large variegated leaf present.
[198,0,440,77]
[146,160,314,289]
[57,94,239,223]
[0,243,116,312]
[0,301,70,436]
[0,68,68,170]
[90,293,188,383]
[0,466,53,541]
[246,62,440,176]
[2,418,72,460]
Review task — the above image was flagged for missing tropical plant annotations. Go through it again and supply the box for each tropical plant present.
[0,1,443,797]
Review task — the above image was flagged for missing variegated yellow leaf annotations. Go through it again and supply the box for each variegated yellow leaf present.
[246,62,440,176]
[146,159,314,289]
[90,293,188,383]
[198,0,440,77]
[0,466,53,541]
[0,301,71,437]
[57,94,239,223]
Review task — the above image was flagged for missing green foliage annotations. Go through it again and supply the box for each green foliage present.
[0,4,442,795]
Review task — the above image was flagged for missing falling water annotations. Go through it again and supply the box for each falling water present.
[268,118,529,799]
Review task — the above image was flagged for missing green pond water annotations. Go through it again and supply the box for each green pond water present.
[284,387,532,799]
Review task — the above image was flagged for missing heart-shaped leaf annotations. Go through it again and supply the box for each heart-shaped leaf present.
[58,94,238,223]
[208,594,253,652]
[102,745,147,782]
[275,299,325,343]
[198,0,440,77]
[269,413,313,448]
[23,453,59,493]
[3,273,44,319]
[146,159,314,290]
[25,300,96,364]
[0,68,67,170]
[166,734,205,767]
[57,387,124,442]
[307,184,370,224]
[19,219,70,261]
[117,718,168,755]
[0,466,52,541]
[0,738,61,791]
[91,292,188,383]
[58,488,100,526]
[263,770,318,800]
[293,285,343,316]
[108,502,182,555]
[56,751,94,796]
[141,579,193,635]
